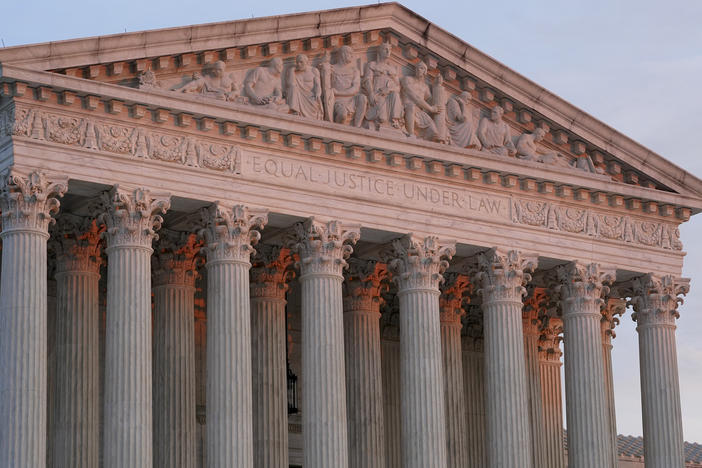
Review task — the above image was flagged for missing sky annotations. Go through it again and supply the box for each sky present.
[3,0,702,442]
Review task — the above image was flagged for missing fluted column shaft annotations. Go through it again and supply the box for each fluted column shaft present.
[440,274,470,468]
[557,262,614,468]
[631,274,687,468]
[523,305,546,468]
[343,260,387,468]
[152,232,201,468]
[381,335,401,468]
[201,203,267,468]
[386,235,455,468]
[538,317,565,468]
[51,216,102,468]
[601,298,624,468]
[250,246,292,468]
[100,186,170,468]
[288,218,359,468]
[462,339,486,468]
[475,249,536,468]
[0,172,67,468]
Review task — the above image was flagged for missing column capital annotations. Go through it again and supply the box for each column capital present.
[556,261,615,314]
[50,213,104,274]
[384,234,455,293]
[601,298,626,343]
[629,274,689,327]
[286,217,360,277]
[199,203,268,264]
[380,297,400,341]
[343,258,388,313]
[439,273,470,324]
[98,185,171,250]
[250,244,294,299]
[523,286,549,337]
[0,170,68,235]
[538,315,563,362]
[474,248,538,303]
[152,229,203,287]
[461,304,484,351]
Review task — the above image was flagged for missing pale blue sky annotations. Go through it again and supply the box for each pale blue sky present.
[3,0,701,441]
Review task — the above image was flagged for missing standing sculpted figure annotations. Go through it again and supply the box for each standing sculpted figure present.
[175,61,241,101]
[243,57,289,112]
[286,54,323,120]
[318,46,367,127]
[447,91,481,149]
[477,106,516,156]
[516,128,570,167]
[400,61,440,141]
[362,43,403,130]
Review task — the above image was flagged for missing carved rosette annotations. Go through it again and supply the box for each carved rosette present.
[49,214,105,274]
[152,229,203,287]
[555,262,615,313]
[385,235,456,293]
[343,259,388,313]
[523,286,548,337]
[98,186,171,250]
[199,203,268,264]
[0,171,68,235]
[439,273,470,324]
[286,218,360,277]
[601,298,626,343]
[629,274,689,328]
[250,244,294,299]
[474,248,538,304]
[538,315,563,362]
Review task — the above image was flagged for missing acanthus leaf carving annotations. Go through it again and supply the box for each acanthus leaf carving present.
[152,229,204,287]
[0,170,68,234]
[343,258,388,313]
[383,234,456,292]
[473,248,537,304]
[250,244,295,299]
[555,261,615,313]
[285,217,360,276]
[198,202,268,264]
[439,272,471,323]
[49,213,104,274]
[628,274,689,326]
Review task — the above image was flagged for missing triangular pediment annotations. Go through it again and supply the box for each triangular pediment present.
[1,2,701,209]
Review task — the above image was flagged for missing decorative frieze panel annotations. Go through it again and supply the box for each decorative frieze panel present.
[511,198,683,251]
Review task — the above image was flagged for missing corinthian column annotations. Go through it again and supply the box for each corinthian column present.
[100,186,170,468]
[462,305,486,468]
[199,203,268,468]
[630,274,688,468]
[287,218,360,468]
[250,245,294,468]
[152,230,202,468]
[439,273,470,468]
[50,215,103,468]
[538,315,565,468]
[343,259,387,468]
[601,298,625,468]
[474,248,537,468]
[380,298,401,468]
[385,235,456,468]
[0,171,67,468]
[523,287,547,468]
[556,262,614,468]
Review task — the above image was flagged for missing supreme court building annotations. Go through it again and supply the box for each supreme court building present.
[0,3,699,468]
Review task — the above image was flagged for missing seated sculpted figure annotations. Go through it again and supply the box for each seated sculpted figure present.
[516,128,570,167]
[176,61,241,101]
[477,106,516,156]
[243,57,289,112]
[362,43,403,130]
[400,62,440,140]
[446,91,481,149]
[286,54,323,120]
[319,46,367,127]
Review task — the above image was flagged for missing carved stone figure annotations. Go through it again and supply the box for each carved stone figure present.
[446,91,481,149]
[243,58,289,112]
[477,106,516,156]
[138,69,160,89]
[318,46,367,127]
[516,128,569,167]
[286,54,323,120]
[362,43,403,130]
[175,61,241,101]
[400,62,441,141]
[573,154,606,174]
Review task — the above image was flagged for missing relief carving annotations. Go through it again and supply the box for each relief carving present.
[446,91,481,150]
[400,62,443,142]
[362,42,404,130]
[242,57,289,112]
[318,46,367,127]
[286,54,323,119]
[477,106,515,156]
[175,60,245,102]
[511,198,683,250]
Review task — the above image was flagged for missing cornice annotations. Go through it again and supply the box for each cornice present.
[0,3,699,200]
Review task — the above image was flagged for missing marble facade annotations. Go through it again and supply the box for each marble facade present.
[0,3,700,468]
